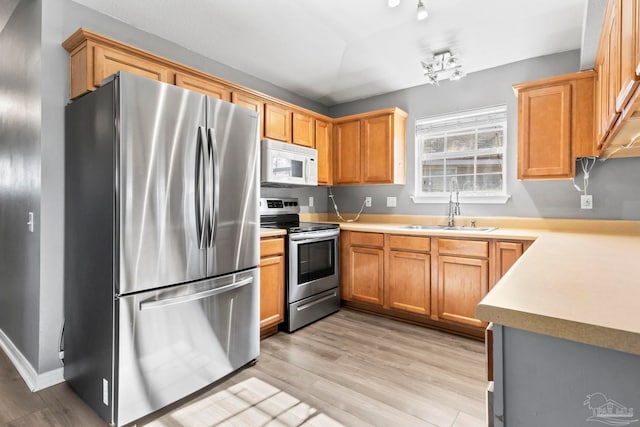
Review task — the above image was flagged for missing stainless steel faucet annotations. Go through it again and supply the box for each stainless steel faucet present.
[447,179,460,227]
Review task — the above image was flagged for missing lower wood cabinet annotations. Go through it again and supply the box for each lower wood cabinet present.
[492,241,525,286]
[437,255,489,328]
[388,250,431,315]
[340,231,530,337]
[345,233,384,306]
[259,237,285,338]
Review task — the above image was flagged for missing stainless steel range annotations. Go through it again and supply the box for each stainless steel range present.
[260,198,340,332]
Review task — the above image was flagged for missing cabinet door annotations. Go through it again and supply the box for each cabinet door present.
[618,0,638,110]
[362,114,393,183]
[93,45,171,88]
[517,83,573,179]
[292,112,315,148]
[334,120,361,184]
[492,241,524,287]
[604,0,622,127]
[264,103,291,142]
[388,250,431,315]
[259,254,285,330]
[437,256,489,327]
[175,72,231,101]
[348,246,384,305]
[232,91,264,139]
[316,119,333,185]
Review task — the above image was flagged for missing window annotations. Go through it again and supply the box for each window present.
[412,105,510,204]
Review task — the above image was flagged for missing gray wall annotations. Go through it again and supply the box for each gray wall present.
[0,0,42,369]
[327,51,640,221]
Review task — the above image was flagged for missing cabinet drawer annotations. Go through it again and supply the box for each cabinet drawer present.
[438,239,489,258]
[260,237,284,257]
[350,232,384,248]
[389,235,431,252]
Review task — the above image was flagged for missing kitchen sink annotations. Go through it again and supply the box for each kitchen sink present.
[394,224,496,232]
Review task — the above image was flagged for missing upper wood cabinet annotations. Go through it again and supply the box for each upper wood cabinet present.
[231,90,265,139]
[315,119,333,185]
[63,28,409,168]
[175,72,231,101]
[513,71,595,180]
[63,29,174,99]
[292,112,315,148]
[334,120,362,184]
[597,0,640,158]
[333,108,407,185]
[264,103,292,142]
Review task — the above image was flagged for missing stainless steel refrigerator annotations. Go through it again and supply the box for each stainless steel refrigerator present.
[64,72,260,426]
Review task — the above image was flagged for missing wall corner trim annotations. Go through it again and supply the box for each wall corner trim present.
[0,329,64,391]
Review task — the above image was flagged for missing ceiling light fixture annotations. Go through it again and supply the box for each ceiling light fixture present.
[416,0,428,20]
[421,50,466,85]
[388,0,400,7]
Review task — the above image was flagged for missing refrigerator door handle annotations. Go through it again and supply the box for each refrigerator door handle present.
[138,276,254,311]
[195,126,207,250]
[207,128,220,248]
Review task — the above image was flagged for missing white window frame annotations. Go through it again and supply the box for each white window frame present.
[411,105,511,204]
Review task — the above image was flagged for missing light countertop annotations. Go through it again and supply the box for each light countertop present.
[323,215,640,356]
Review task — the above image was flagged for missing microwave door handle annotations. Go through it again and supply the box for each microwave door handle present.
[207,128,220,248]
[138,277,254,311]
[194,126,207,250]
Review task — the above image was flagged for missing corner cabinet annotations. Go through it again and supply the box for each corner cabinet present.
[333,108,407,185]
[259,236,285,339]
[513,71,596,180]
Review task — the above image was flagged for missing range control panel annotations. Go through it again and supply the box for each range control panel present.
[259,198,300,215]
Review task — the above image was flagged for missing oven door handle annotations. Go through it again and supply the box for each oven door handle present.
[288,229,340,242]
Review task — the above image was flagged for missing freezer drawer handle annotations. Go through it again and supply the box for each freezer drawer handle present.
[139,276,254,311]
[296,292,337,312]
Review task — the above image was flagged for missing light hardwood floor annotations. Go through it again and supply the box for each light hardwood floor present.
[0,309,487,427]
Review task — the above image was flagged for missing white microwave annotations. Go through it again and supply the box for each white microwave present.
[261,139,318,186]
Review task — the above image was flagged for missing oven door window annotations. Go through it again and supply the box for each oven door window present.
[297,239,335,283]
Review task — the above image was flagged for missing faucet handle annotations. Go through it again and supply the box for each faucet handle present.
[471,220,476,228]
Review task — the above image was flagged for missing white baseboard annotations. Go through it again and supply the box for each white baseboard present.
[0,328,64,391]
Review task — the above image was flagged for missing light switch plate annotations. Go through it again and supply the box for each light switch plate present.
[309,196,314,207]
[386,196,397,207]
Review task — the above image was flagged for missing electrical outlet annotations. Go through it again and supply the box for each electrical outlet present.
[308,196,314,207]
[581,194,593,209]
[386,196,397,207]
[365,196,372,207]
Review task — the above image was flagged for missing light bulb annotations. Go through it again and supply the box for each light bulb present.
[388,0,400,7]
[417,0,428,20]
[426,73,439,85]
